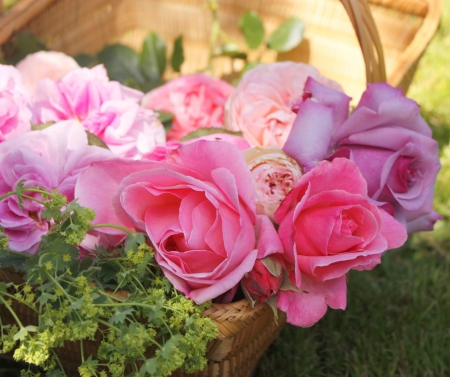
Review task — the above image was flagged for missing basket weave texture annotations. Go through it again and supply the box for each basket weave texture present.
[0,0,442,101]
[0,267,286,377]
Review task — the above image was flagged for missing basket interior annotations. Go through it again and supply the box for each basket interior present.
[16,0,434,102]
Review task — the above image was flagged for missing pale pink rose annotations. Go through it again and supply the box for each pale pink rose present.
[244,147,302,220]
[75,140,283,303]
[274,158,407,327]
[82,100,166,159]
[225,61,343,147]
[141,74,234,141]
[0,120,114,254]
[31,64,143,125]
[16,51,80,92]
[284,78,441,233]
[0,65,32,142]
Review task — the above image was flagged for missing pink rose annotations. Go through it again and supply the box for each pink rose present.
[0,121,114,253]
[142,133,249,161]
[82,100,166,159]
[16,51,80,92]
[0,65,32,142]
[224,62,342,147]
[75,140,281,303]
[284,78,441,233]
[243,147,302,220]
[31,65,143,125]
[274,158,407,327]
[141,74,234,141]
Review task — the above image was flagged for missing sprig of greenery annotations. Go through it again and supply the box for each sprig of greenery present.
[0,184,218,376]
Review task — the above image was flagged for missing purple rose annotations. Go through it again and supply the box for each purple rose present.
[284,78,441,233]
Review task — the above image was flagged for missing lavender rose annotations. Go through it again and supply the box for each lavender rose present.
[284,78,441,233]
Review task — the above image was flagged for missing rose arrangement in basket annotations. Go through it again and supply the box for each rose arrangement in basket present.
[0,45,441,377]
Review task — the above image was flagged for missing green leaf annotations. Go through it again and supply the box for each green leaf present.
[180,128,243,142]
[124,232,147,253]
[260,256,282,277]
[140,358,159,376]
[13,325,37,341]
[160,334,182,359]
[1,31,47,65]
[37,292,54,305]
[97,44,145,85]
[109,307,135,324]
[31,121,56,131]
[140,32,167,83]
[171,36,184,72]
[218,43,247,59]
[0,249,29,271]
[74,53,97,68]
[239,11,265,49]
[267,17,305,52]
[86,131,109,149]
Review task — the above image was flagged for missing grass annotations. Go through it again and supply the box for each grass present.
[257,2,450,376]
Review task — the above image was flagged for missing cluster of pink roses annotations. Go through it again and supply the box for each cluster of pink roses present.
[0,51,441,327]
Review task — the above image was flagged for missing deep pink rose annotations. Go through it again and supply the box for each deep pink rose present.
[75,140,281,303]
[284,78,441,233]
[274,158,407,327]
[224,62,342,147]
[16,51,80,92]
[141,74,234,141]
[0,121,114,253]
[0,65,32,142]
[31,65,143,125]
[82,100,166,159]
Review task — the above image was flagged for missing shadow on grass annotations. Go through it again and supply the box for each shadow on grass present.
[256,245,450,377]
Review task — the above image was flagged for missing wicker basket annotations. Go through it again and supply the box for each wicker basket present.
[0,267,286,377]
[0,0,442,102]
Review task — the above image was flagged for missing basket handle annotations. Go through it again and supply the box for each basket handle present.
[340,0,387,83]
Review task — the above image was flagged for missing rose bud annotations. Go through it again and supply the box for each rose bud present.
[244,147,303,220]
[241,257,283,303]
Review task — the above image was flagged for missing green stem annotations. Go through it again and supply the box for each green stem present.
[90,224,134,235]
[0,192,17,202]
[0,296,25,329]
[50,348,66,374]
[0,290,38,312]
[3,249,33,259]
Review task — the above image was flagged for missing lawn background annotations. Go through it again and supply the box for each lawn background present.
[1,1,450,376]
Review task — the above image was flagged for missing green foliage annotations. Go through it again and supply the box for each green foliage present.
[266,17,305,53]
[180,127,243,141]
[171,36,185,72]
[239,11,265,49]
[0,31,47,65]
[96,44,146,85]
[0,185,218,376]
[140,32,167,85]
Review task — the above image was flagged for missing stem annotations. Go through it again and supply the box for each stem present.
[50,348,66,374]
[208,0,220,74]
[80,339,85,363]
[3,249,33,259]
[0,296,25,329]
[0,290,38,312]
[90,224,133,235]
[0,191,17,202]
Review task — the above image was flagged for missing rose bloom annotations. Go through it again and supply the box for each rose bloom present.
[274,158,407,327]
[224,61,343,148]
[0,121,114,253]
[243,147,302,220]
[82,100,166,159]
[75,140,280,303]
[141,74,234,141]
[284,78,442,233]
[16,51,80,92]
[31,64,143,125]
[0,65,32,142]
